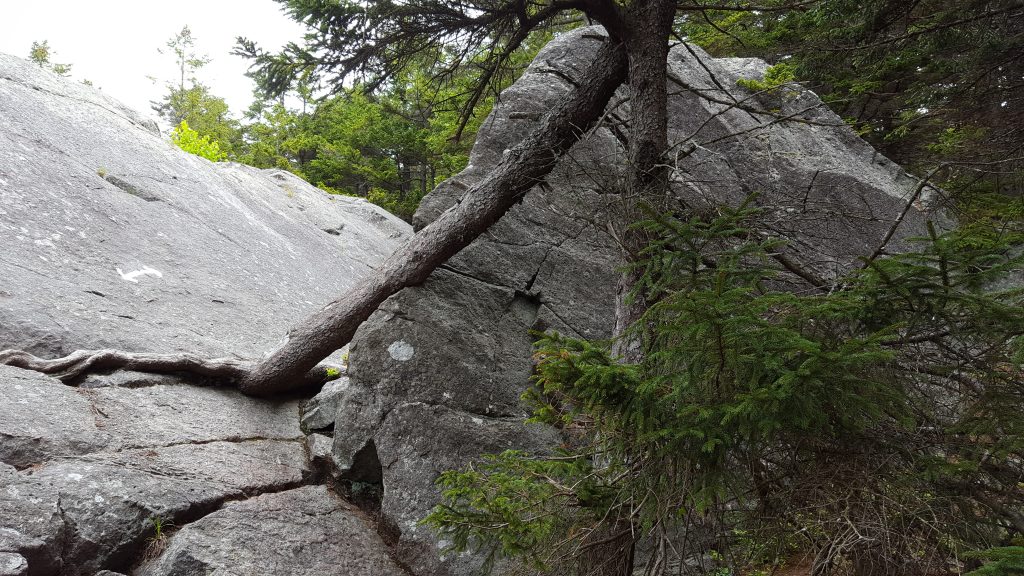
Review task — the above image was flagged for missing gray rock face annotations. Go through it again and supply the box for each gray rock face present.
[136,486,407,576]
[0,365,309,575]
[331,26,937,575]
[0,53,412,576]
[0,52,411,360]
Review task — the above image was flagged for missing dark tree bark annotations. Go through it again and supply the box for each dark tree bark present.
[582,3,678,575]
[611,0,678,365]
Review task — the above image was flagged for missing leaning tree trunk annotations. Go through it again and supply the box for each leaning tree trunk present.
[238,39,628,395]
[1,38,628,396]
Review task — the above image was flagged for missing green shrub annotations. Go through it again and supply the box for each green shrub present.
[171,120,227,162]
[966,547,1024,576]
[737,62,797,92]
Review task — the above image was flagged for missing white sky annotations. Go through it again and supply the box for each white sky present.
[0,0,307,122]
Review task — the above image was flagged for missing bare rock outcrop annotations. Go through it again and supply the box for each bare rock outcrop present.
[0,52,410,361]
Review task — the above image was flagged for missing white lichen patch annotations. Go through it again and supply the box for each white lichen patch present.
[116,266,163,283]
[388,340,415,361]
[0,552,28,573]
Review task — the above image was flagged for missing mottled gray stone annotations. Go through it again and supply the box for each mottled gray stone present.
[0,462,65,576]
[137,485,407,576]
[0,365,303,466]
[0,553,27,576]
[0,365,109,468]
[1,439,307,576]
[375,403,560,575]
[0,52,411,361]
[340,26,941,575]
[300,377,351,432]
[305,433,334,471]
[0,366,308,574]
[89,383,303,450]
[77,370,194,389]
[0,51,412,575]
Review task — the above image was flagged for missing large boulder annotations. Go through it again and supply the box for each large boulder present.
[136,486,408,576]
[0,53,412,575]
[319,26,938,575]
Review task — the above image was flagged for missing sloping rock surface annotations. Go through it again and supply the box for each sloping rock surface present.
[0,52,410,360]
[316,26,939,575]
[0,365,308,576]
[0,53,411,575]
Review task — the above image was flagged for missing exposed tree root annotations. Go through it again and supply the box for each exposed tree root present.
[0,349,252,384]
[0,348,337,395]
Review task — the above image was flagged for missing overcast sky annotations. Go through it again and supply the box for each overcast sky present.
[0,0,307,121]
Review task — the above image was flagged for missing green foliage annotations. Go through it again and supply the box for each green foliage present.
[428,201,1024,574]
[236,35,547,220]
[156,85,240,155]
[238,99,307,172]
[736,62,797,93]
[29,40,72,77]
[171,120,227,162]
[160,25,210,93]
[425,450,579,572]
[965,547,1024,576]
[236,1,572,220]
[144,515,173,559]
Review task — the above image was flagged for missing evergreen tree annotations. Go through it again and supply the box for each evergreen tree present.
[237,30,549,220]
[427,204,1024,575]
[153,26,241,157]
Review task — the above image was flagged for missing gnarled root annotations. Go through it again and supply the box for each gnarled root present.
[0,348,253,385]
[0,348,338,396]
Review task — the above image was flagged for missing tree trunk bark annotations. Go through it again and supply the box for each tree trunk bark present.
[611,0,677,365]
[236,38,629,395]
[585,3,677,576]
